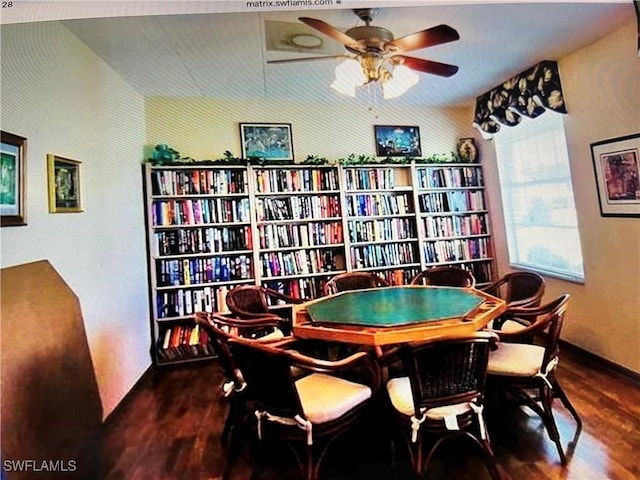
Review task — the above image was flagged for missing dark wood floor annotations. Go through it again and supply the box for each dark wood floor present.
[97,345,640,480]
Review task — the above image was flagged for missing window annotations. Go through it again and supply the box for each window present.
[494,112,585,282]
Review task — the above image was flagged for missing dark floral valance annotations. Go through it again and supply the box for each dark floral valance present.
[472,60,567,138]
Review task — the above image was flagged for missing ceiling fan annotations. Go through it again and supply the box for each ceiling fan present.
[267,8,460,95]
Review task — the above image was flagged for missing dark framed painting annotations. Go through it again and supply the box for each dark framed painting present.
[590,133,640,217]
[374,125,421,157]
[1,130,27,227]
[239,123,294,162]
[47,154,83,213]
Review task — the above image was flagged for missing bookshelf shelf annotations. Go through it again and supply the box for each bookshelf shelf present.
[143,161,496,365]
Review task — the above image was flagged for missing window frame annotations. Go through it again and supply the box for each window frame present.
[494,113,585,284]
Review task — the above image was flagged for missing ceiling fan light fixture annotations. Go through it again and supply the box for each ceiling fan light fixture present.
[282,10,459,100]
[382,64,419,99]
[330,78,357,97]
[331,58,365,96]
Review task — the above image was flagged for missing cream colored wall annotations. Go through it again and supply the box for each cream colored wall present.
[0,21,150,417]
[145,98,473,162]
[482,21,640,373]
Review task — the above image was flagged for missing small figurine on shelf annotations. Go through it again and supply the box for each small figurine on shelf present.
[457,138,479,163]
[151,144,179,165]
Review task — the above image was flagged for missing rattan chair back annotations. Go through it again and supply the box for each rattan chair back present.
[410,266,476,288]
[324,271,389,295]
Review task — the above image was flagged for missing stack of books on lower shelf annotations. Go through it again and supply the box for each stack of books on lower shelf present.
[156,322,215,362]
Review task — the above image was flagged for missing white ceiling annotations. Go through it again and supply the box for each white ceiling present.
[60,3,634,107]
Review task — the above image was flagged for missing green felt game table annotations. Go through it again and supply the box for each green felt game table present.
[292,285,506,346]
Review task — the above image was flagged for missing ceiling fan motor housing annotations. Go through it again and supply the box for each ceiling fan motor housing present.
[344,26,394,54]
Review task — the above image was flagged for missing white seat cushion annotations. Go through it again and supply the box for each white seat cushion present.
[503,319,529,333]
[295,373,372,424]
[386,376,474,419]
[487,342,545,377]
[487,318,529,333]
[255,328,285,342]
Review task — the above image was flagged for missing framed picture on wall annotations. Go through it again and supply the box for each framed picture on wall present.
[47,154,83,213]
[374,125,421,157]
[590,133,640,217]
[239,123,294,162]
[1,130,27,227]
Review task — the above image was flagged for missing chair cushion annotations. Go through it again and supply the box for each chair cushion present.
[487,318,527,333]
[487,342,544,377]
[385,376,474,419]
[255,328,285,342]
[296,373,372,424]
[500,319,528,333]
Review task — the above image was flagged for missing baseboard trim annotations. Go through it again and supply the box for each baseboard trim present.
[560,339,640,385]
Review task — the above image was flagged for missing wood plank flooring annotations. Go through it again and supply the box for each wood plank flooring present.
[97,346,640,480]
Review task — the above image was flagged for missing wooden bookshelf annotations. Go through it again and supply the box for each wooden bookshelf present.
[143,164,255,365]
[341,164,421,285]
[251,165,346,302]
[413,163,494,284]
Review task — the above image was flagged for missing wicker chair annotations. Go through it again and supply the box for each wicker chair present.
[486,294,582,465]
[481,271,545,332]
[323,271,389,295]
[385,331,502,479]
[225,285,304,336]
[208,319,380,480]
[410,266,476,288]
[195,311,290,480]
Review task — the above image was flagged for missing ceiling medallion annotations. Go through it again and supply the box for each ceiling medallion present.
[289,34,323,49]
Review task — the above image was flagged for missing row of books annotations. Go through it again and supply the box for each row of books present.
[154,226,252,257]
[344,167,397,190]
[263,278,330,302]
[422,213,488,239]
[261,268,417,299]
[377,267,421,286]
[348,217,416,243]
[152,168,248,196]
[149,165,483,197]
[416,166,483,189]
[258,221,343,249]
[157,285,231,318]
[261,249,341,278]
[256,195,341,222]
[418,190,485,213]
[152,197,251,226]
[422,237,492,264]
[157,255,253,287]
[346,192,412,217]
[156,323,216,361]
[350,242,418,269]
[255,168,339,193]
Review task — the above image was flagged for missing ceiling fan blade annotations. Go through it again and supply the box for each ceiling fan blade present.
[267,55,352,64]
[387,24,460,53]
[298,17,365,53]
[395,55,459,77]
